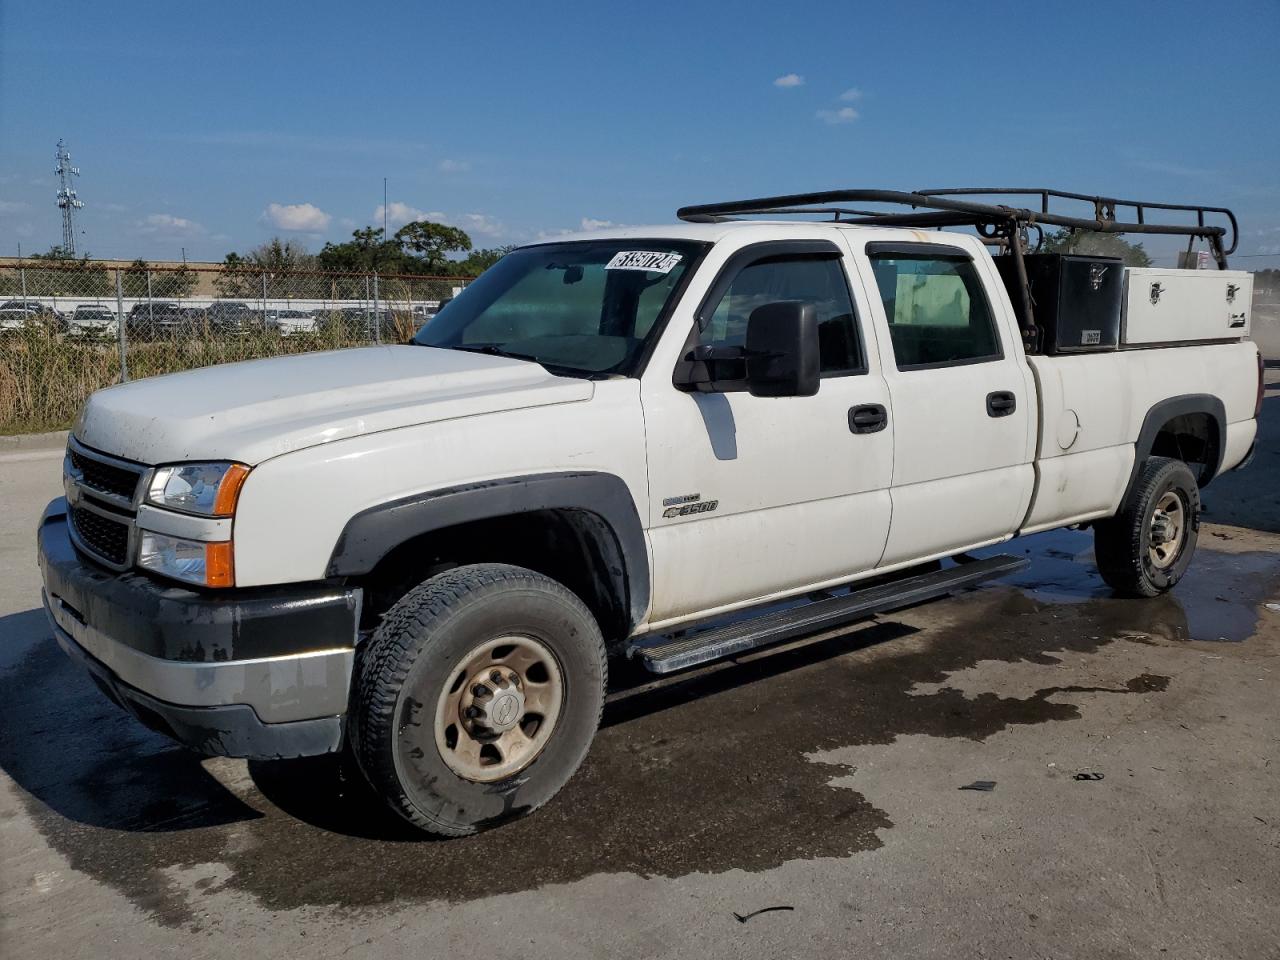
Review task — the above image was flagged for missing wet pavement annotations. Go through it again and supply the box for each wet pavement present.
[2,383,1279,958]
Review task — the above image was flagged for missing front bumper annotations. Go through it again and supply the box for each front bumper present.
[37,498,361,759]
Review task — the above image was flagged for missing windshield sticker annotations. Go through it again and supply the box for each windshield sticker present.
[606,251,683,273]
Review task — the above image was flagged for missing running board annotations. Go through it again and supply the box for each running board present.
[628,554,1028,675]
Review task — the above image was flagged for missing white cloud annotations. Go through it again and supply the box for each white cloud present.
[839,87,863,102]
[438,158,470,173]
[138,213,205,236]
[373,203,510,240]
[263,201,331,232]
[457,212,506,238]
[773,73,804,88]
[817,106,859,125]
[374,201,430,229]
[0,200,29,214]
[579,217,630,231]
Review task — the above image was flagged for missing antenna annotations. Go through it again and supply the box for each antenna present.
[54,139,84,256]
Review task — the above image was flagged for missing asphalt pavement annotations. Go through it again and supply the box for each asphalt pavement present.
[1,373,1278,960]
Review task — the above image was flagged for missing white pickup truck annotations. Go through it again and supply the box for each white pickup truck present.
[37,188,1263,837]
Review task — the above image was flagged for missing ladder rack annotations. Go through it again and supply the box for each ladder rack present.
[676,187,1240,350]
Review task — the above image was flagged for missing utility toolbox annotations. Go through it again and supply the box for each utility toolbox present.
[1121,268,1252,346]
[996,253,1124,354]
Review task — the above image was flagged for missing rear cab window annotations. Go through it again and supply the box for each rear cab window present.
[866,244,1002,370]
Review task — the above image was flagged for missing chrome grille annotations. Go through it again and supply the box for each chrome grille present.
[63,439,149,569]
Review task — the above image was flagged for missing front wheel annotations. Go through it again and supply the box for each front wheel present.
[350,563,606,836]
[1094,456,1200,597]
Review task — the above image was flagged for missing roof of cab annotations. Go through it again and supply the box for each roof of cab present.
[528,220,895,246]
[526,219,988,254]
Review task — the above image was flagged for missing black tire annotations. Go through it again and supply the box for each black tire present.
[1094,457,1200,598]
[350,563,606,837]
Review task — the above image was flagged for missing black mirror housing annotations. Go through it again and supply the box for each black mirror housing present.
[745,301,820,397]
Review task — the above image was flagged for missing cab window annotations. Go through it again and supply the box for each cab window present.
[699,254,863,375]
[868,252,1001,369]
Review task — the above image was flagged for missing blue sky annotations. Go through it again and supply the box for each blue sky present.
[1,0,1277,265]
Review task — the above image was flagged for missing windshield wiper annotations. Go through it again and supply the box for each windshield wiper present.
[448,343,597,379]
[451,343,547,364]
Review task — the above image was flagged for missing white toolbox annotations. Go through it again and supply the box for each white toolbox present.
[1122,267,1252,346]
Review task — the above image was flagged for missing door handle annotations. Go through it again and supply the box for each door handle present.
[849,403,888,434]
[986,391,1017,417]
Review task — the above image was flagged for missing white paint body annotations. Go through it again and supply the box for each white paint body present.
[71,221,1261,634]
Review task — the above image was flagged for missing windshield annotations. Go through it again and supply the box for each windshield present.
[413,239,707,376]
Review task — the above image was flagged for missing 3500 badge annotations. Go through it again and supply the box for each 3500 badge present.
[663,499,719,519]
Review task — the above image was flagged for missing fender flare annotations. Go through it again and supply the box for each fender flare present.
[1121,393,1226,506]
[326,471,649,629]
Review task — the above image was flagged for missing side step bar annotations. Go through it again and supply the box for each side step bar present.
[628,554,1028,675]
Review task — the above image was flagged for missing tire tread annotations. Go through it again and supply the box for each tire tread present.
[1095,456,1199,598]
[350,563,606,836]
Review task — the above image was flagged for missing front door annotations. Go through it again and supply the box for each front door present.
[641,240,894,628]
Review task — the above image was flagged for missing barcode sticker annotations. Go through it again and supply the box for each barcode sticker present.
[606,251,683,273]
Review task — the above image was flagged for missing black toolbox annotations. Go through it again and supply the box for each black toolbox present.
[995,253,1123,354]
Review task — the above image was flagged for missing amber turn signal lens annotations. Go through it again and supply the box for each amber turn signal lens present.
[213,463,251,517]
[204,541,235,588]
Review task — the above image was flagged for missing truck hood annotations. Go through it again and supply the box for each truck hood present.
[74,345,594,465]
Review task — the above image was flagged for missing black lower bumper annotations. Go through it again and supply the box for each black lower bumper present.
[37,497,361,760]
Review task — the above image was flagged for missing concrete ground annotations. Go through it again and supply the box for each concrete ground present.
[2,374,1278,960]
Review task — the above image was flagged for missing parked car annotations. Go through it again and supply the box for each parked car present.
[68,305,119,339]
[38,186,1262,839]
[206,301,262,334]
[267,309,319,336]
[0,307,39,335]
[125,301,187,339]
[0,299,65,333]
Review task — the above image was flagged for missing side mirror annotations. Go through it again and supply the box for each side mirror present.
[745,301,820,397]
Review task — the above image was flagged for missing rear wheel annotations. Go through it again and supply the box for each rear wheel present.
[1094,457,1200,597]
[350,563,606,836]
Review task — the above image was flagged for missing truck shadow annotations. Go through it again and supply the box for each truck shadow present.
[244,619,923,842]
[0,609,262,835]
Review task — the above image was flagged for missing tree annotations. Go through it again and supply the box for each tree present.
[1039,228,1152,267]
[121,258,151,298]
[458,245,515,276]
[393,221,473,272]
[23,248,111,296]
[216,238,318,297]
[120,258,196,299]
[242,237,315,274]
[215,252,256,297]
[317,226,410,274]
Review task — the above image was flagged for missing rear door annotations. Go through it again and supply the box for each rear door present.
[853,239,1036,567]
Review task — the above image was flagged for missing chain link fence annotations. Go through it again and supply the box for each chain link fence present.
[0,261,471,433]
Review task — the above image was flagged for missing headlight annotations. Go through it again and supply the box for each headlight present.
[138,532,235,587]
[147,462,249,516]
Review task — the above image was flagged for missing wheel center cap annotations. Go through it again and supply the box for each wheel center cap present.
[486,691,524,731]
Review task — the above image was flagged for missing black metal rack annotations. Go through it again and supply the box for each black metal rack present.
[676,187,1239,350]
